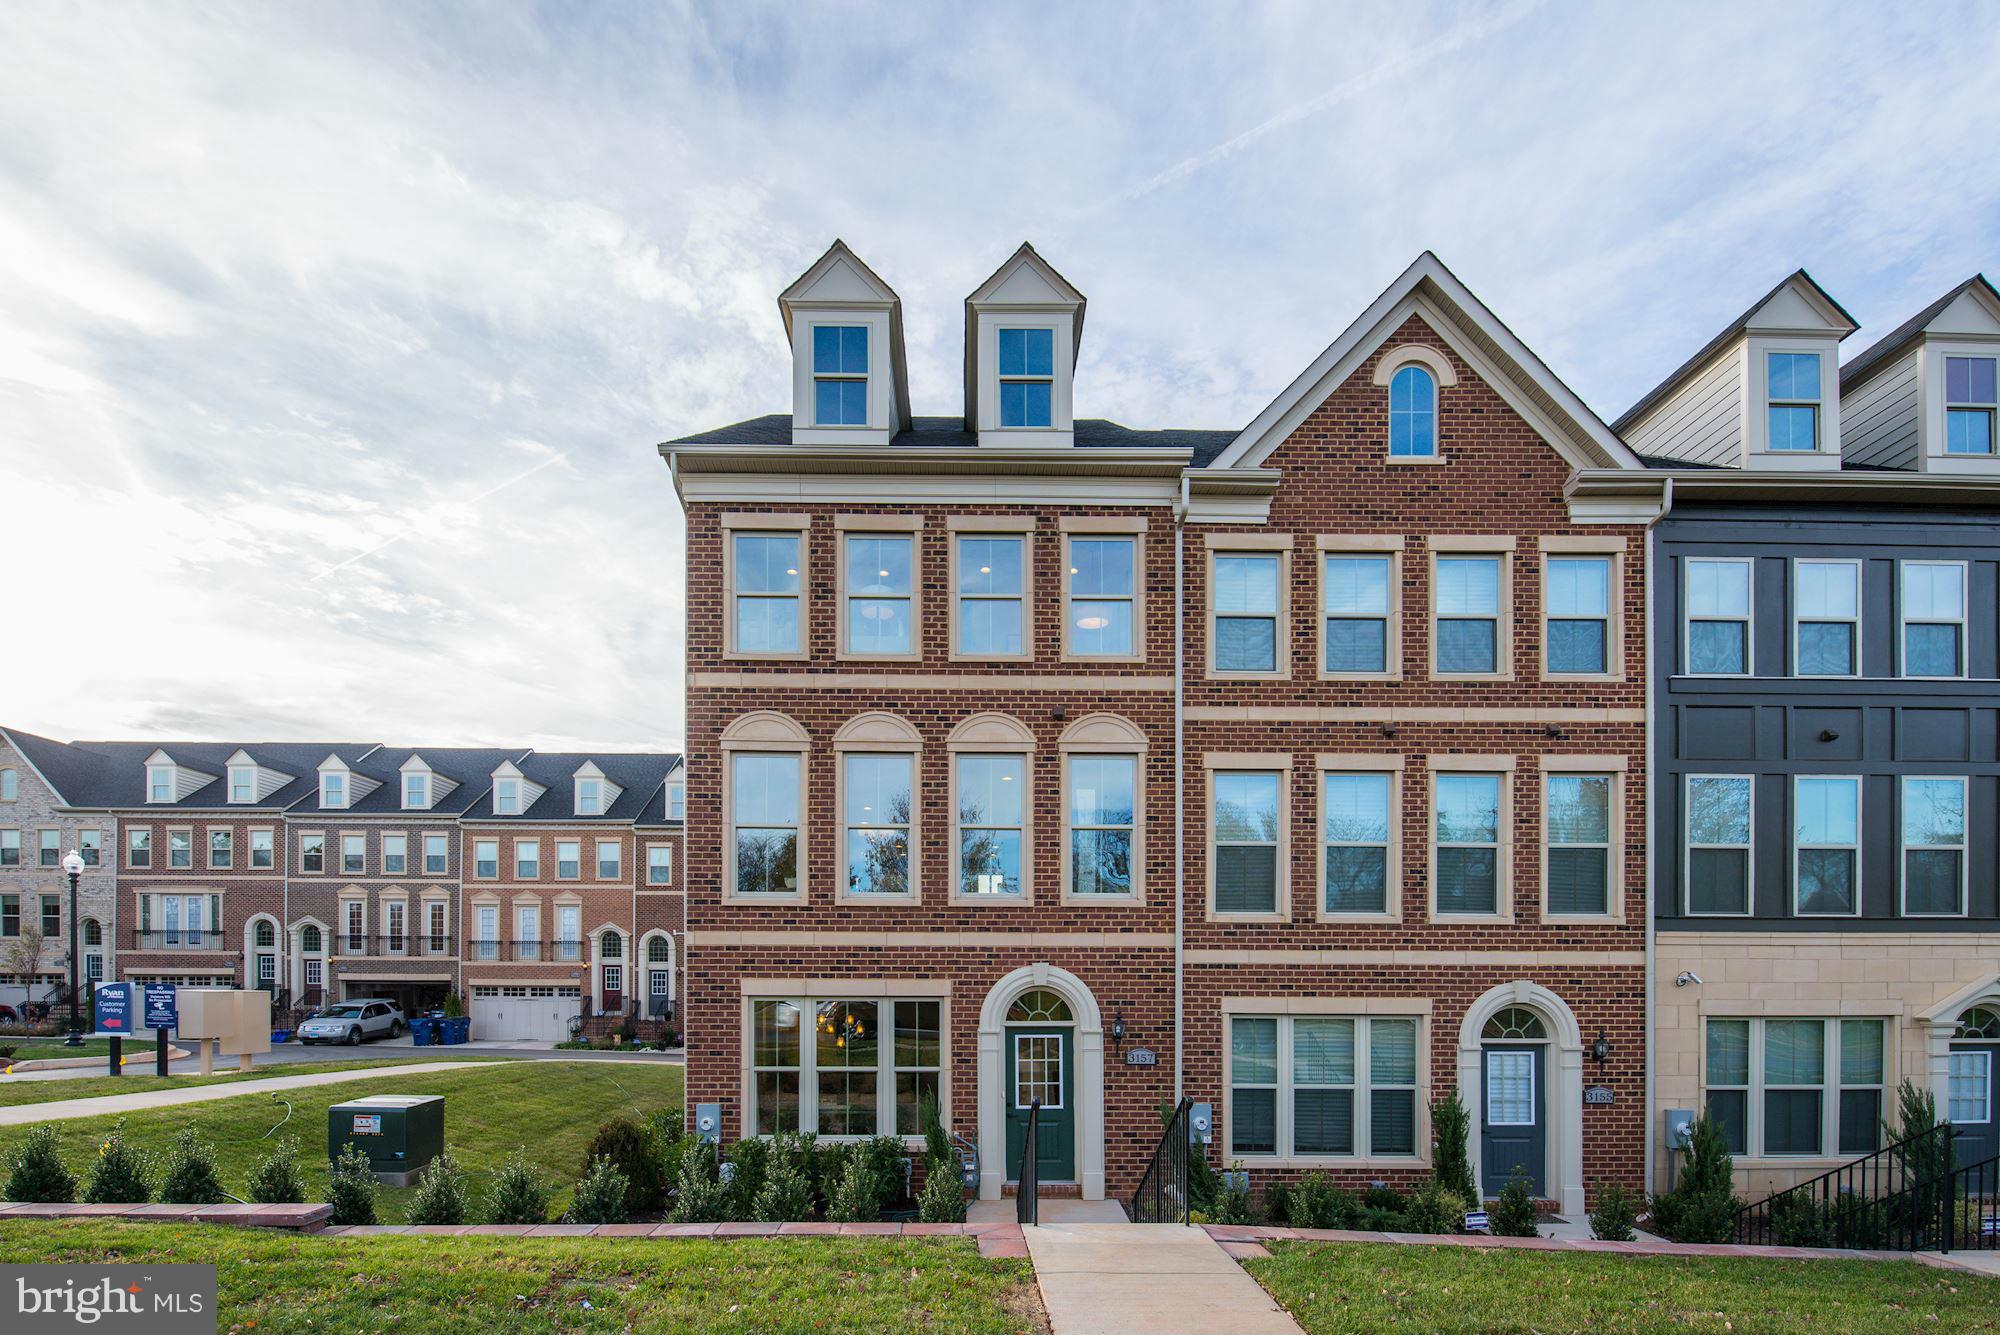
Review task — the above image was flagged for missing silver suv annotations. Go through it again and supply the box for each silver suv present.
[298,999,405,1046]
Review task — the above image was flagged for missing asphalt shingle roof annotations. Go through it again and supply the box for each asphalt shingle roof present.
[667,414,1241,467]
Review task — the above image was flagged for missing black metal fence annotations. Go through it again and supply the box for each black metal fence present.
[1927,1152,2000,1254]
[1130,1096,1192,1224]
[1016,1100,1041,1226]
[1733,1122,1962,1250]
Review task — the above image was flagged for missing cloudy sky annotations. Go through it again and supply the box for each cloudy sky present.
[4,3,1996,751]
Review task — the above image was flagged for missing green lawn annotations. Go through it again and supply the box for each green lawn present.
[0,1061,682,1221]
[0,1055,501,1107]
[0,1220,1045,1334]
[2,1037,123,1061]
[1246,1241,2000,1335]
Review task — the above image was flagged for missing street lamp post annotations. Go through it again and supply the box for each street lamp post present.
[61,850,85,1048]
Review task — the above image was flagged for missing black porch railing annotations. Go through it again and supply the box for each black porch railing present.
[1924,1152,2000,1254]
[128,930,228,950]
[1733,1122,1957,1249]
[1130,1096,1192,1224]
[1016,1100,1040,1226]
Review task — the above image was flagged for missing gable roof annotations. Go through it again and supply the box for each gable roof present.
[1205,251,1640,473]
[0,726,115,807]
[47,740,379,809]
[1840,274,2000,392]
[778,239,912,433]
[290,746,531,816]
[1612,269,1858,432]
[469,751,681,823]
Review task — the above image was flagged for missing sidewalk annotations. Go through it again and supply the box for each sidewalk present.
[0,1059,513,1125]
[1024,1222,1303,1335]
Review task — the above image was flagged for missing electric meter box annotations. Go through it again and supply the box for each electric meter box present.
[328,1094,444,1186]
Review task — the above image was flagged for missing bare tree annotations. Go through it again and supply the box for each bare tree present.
[1,926,48,1019]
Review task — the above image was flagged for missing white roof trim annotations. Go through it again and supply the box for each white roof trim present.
[1206,252,1639,473]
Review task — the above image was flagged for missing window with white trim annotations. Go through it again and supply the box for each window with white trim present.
[342,901,364,953]
[733,532,803,655]
[381,833,406,875]
[1766,351,1821,451]
[403,772,429,809]
[997,327,1053,427]
[1545,556,1611,675]
[1901,776,1966,916]
[1321,772,1390,915]
[0,769,14,801]
[1213,553,1280,674]
[423,833,448,874]
[38,829,59,867]
[842,753,912,896]
[79,829,101,867]
[341,834,365,876]
[1793,559,1860,677]
[1433,773,1501,915]
[1388,365,1436,457]
[321,771,346,809]
[956,752,1025,896]
[1945,356,1996,456]
[556,840,579,879]
[956,535,1026,657]
[1901,561,1966,677]
[249,829,273,870]
[596,839,621,880]
[474,905,499,959]
[1229,1014,1419,1159]
[473,839,498,880]
[1685,775,1751,914]
[647,844,673,885]
[731,753,800,895]
[1686,558,1752,675]
[1705,1017,1884,1157]
[127,828,151,868]
[515,839,539,879]
[750,997,942,1137]
[0,830,16,868]
[209,829,232,869]
[298,833,322,873]
[1323,555,1391,675]
[494,777,521,815]
[1544,773,1613,916]
[168,830,191,869]
[148,765,173,803]
[1067,536,1136,657]
[1067,753,1135,897]
[1794,776,1859,915]
[812,325,868,426]
[844,532,914,656]
[426,900,448,953]
[577,778,603,816]
[229,766,256,803]
[1214,771,1282,915]
[1434,556,1501,675]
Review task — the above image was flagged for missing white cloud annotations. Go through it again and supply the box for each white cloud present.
[0,2,1994,749]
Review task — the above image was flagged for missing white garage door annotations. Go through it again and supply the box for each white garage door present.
[469,984,580,1042]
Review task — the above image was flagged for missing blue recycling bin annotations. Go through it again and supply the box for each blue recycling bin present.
[449,1017,470,1044]
[410,1017,437,1046]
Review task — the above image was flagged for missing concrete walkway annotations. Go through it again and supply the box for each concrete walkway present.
[0,1059,513,1125]
[1024,1222,1303,1335]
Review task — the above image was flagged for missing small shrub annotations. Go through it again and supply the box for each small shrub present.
[1430,1090,1478,1205]
[916,1158,967,1223]
[246,1138,305,1205]
[826,1152,883,1223]
[751,1152,816,1222]
[1286,1173,1362,1230]
[1589,1178,1638,1242]
[1403,1178,1467,1235]
[5,1123,77,1203]
[83,1124,153,1205]
[483,1151,551,1225]
[1768,1189,1833,1248]
[1262,1179,1293,1226]
[813,1141,852,1214]
[667,1139,729,1223]
[1208,1163,1253,1226]
[1648,1113,1740,1243]
[565,1155,631,1225]
[326,1142,379,1226]
[1488,1167,1540,1237]
[725,1135,770,1217]
[158,1125,226,1204]
[922,1092,953,1173]
[643,1108,684,1148]
[1361,1183,1407,1214]
[405,1150,470,1226]
[583,1117,666,1215]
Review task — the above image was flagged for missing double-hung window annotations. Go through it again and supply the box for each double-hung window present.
[250,829,274,869]
[1706,1018,1885,1157]
[841,753,912,897]
[403,772,429,809]
[1945,355,1997,456]
[1322,554,1391,675]
[515,839,539,879]
[1766,352,1821,451]
[1794,559,1860,676]
[127,828,151,868]
[1685,558,1752,674]
[0,831,16,868]
[732,753,801,895]
[321,772,345,809]
[40,895,59,935]
[1067,754,1136,897]
[1901,776,1967,916]
[1434,556,1501,675]
[423,834,448,874]
[577,778,602,815]
[812,325,868,426]
[473,840,498,880]
[844,532,914,656]
[1067,536,1137,658]
[597,840,621,880]
[556,840,580,879]
[956,753,1025,896]
[750,997,942,1137]
[956,535,1026,657]
[298,833,323,873]
[1213,553,1281,674]
[209,829,232,869]
[1686,775,1752,914]
[494,777,521,815]
[1794,776,1860,915]
[1321,772,1392,915]
[229,767,255,803]
[647,845,672,885]
[1901,561,1966,677]
[78,829,101,866]
[1213,770,1282,915]
[38,829,59,867]
[997,327,1054,427]
[732,531,803,656]
[1433,773,1502,915]
[1228,1015,1420,1159]
[1544,772,1614,917]
[341,834,365,875]
[1544,556,1611,675]
[168,830,191,869]
[381,833,406,875]
[0,894,17,935]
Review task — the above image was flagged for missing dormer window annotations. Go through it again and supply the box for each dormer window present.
[1766,352,1821,451]
[1946,356,1996,456]
[813,325,869,426]
[403,772,429,810]
[321,772,346,809]
[1389,365,1437,457]
[668,782,685,821]
[496,777,521,815]
[148,766,173,803]
[998,328,1054,427]
[228,767,255,804]
[578,778,603,816]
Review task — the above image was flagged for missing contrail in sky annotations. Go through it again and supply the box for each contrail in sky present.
[309,449,571,580]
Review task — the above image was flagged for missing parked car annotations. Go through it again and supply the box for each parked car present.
[297,1000,405,1046]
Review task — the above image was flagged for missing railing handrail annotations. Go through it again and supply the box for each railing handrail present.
[1017,1100,1040,1227]
[1931,1151,2000,1254]
[1733,1121,1960,1249]
[1129,1096,1193,1224]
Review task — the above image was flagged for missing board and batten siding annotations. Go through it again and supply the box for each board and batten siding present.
[1623,348,1743,466]
[1839,351,1920,470]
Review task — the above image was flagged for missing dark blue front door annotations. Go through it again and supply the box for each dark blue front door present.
[1951,1044,1997,1168]
[1481,1044,1546,1197]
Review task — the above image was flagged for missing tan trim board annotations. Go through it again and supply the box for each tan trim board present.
[692,671,1175,691]
[689,931,1176,949]
[738,978,951,997]
[1185,949,1644,966]
[1184,706,1643,724]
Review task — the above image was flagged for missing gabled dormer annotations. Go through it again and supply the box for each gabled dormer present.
[489,760,547,816]
[225,749,293,804]
[573,760,625,816]
[1842,275,2000,475]
[964,243,1086,448]
[144,749,214,804]
[316,754,379,810]
[399,753,459,811]
[1615,270,1857,472]
[779,240,911,446]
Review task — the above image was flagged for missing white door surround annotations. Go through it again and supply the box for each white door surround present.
[1458,980,1585,1216]
[977,962,1105,1201]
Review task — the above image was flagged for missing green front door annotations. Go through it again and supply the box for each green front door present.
[1005,1026,1075,1182]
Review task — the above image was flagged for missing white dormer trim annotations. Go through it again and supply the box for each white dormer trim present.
[489,760,548,817]
[1738,278,1853,471]
[572,761,624,817]
[316,754,380,811]
[143,749,215,803]
[223,749,294,804]
[398,754,459,810]
[1901,282,2000,477]
[780,240,911,447]
[965,244,1086,449]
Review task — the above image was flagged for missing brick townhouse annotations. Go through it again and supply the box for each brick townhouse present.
[0,728,119,1015]
[662,243,1653,1210]
[0,730,683,1042]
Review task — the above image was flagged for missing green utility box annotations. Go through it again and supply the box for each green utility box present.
[328,1094,444,1186]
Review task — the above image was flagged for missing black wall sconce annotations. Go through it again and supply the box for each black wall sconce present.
[1590,1028,1612,1066]
[1110,1006,1126,1047]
